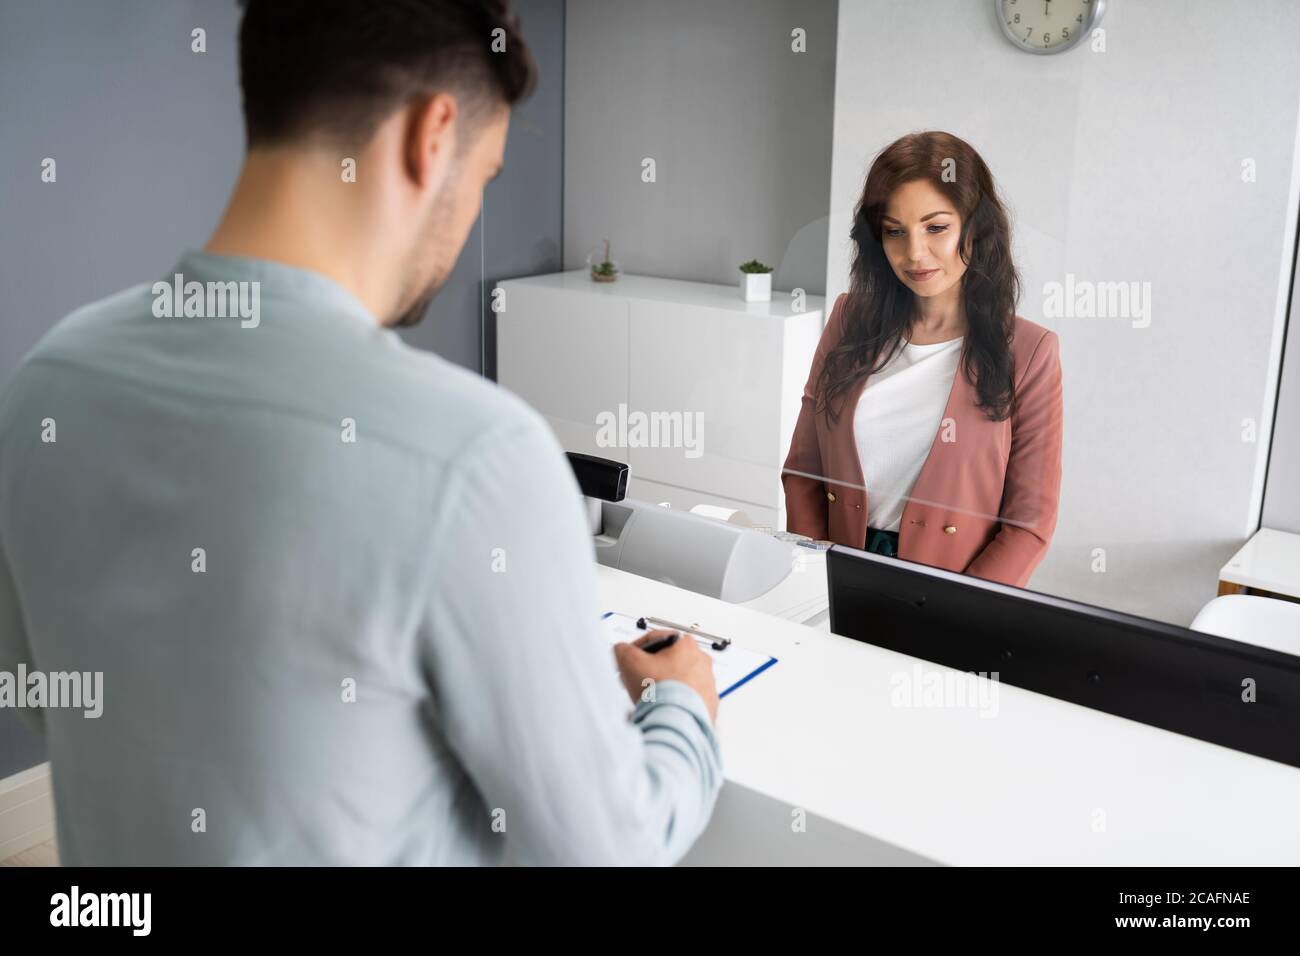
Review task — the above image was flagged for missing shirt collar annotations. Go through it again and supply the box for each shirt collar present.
[168,250,380,329]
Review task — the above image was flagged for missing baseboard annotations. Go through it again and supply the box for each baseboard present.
[0,763,56,862]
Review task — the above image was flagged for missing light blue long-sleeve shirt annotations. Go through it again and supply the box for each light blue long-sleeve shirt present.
[0,252,722,865]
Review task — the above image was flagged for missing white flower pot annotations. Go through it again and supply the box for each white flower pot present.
[740,272,772,302]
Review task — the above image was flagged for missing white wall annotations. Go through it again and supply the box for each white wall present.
[826,0,1300,624]
[1261,235,1300,533]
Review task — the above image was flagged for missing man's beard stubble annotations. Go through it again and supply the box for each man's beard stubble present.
[390,275,442,328]
[389,191,457,328]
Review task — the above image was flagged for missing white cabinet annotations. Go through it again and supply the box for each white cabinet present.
[496,271,824,531]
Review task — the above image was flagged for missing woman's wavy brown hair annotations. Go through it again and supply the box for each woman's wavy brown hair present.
[817,131,1020,424]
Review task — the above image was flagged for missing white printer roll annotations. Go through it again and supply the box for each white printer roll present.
[688,503,754,527]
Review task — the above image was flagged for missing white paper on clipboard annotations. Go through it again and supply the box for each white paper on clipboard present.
[600,611,777,698]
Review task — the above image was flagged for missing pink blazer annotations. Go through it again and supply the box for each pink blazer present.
[782,293,1063,588]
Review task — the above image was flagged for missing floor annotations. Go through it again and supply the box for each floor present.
[0,839,58,866]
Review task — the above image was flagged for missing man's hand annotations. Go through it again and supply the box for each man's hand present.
[613,630,719,724]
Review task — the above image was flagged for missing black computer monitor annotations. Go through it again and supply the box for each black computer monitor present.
[827,545,1300,769]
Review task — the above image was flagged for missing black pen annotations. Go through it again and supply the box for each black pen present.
[640,632,680,654]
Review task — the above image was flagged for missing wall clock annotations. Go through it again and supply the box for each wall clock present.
[997,0,1106,55]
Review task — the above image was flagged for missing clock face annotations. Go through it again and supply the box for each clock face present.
[999,0,1101,54]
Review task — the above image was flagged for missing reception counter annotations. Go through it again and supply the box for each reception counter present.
[596,565,1300,865]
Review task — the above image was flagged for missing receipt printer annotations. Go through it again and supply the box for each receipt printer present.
[566,452,792,604]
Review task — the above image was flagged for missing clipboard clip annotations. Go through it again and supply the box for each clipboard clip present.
[636,615,731,651]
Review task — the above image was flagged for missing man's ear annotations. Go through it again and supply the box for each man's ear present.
[403,92,458,191]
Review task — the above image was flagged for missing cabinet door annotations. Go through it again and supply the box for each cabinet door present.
[496,283,629,459]
[627,301,784,509]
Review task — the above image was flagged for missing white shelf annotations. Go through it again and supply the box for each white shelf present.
[496,272,825,527]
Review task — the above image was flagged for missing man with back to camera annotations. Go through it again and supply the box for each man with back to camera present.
[0,0,723,865]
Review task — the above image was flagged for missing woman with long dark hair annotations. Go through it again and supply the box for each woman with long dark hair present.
[783,131,1063,587]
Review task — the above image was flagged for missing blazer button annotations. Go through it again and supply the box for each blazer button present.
[944,525,957,535]
[827,491,836,502]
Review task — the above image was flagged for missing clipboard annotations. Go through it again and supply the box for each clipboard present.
[600,611,777,698]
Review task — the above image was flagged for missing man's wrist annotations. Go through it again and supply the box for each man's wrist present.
[630,678,713,726]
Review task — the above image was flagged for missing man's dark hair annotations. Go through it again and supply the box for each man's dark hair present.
[236,0,536,147]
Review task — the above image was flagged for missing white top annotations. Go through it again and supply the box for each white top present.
[597,563,1300,865]
[853,337,963,533]
[497,270,825,320]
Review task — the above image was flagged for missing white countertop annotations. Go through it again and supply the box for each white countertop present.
[598,564,1300,865]
[1220,528,1300,596]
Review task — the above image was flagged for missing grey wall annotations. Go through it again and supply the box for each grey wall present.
[0,0,244,387]
[404,0,565,376]
[0,0,564,779]
[825,0,1300,626]
[563,0,836,295]
[0,0,244,780]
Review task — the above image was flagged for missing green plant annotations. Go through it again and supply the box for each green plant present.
[739,259,773,274]
[591,238,618,278]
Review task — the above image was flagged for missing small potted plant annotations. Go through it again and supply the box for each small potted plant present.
[588,239,620,283]
[738,259,773,302]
